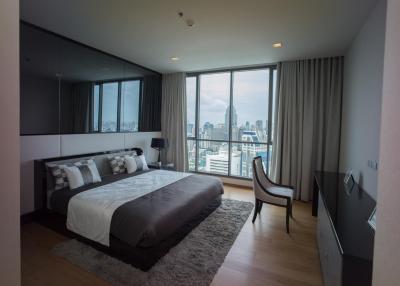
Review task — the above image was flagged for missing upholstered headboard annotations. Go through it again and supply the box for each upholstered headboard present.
[34,147,143,211]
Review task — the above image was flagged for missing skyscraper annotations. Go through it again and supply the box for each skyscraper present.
[224,105,238,131]
[187,123,194,136]
[256,120,263,131]
[245,121,250,131]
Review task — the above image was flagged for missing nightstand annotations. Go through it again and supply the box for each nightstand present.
[148,162,175,170]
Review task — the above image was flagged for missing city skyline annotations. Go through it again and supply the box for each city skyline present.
[187,69,271,129]
[187,105,269,144]
[186,68,276,178]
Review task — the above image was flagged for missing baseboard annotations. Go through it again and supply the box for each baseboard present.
[220,176,252,188]
[21,210,43,225]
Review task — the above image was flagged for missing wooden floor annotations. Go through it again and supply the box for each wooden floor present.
[21,185,323,286]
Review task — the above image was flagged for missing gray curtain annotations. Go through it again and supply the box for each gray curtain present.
[161,73,187,171]
[139,74,162,131]
[71,82,91,133]
[271,57,343,201]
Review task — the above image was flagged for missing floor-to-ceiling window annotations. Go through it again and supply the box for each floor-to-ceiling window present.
[93,79,141,133]
[120,80,141,132]
[186,66,277,179]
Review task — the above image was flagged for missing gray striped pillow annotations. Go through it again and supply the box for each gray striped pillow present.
[63,160,102,189]
[125,154,149,174]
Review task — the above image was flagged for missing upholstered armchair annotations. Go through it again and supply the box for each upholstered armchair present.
[252,156,295,233]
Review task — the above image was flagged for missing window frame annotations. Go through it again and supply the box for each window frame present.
[91,77,143,133]
[186,64,277,180]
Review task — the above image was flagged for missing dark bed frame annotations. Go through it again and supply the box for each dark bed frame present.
[34,147,222,271]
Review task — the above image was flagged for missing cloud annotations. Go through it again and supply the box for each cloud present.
[186,69,275,128]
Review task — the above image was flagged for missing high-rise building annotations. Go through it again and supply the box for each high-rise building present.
[238,127,245,141]
[256,120,263,131]
[255,120,266,141]
[203,122,214,131]
[200,122,213,140]
[240,131,268,177]
[205,148,241,175]
[224,105,238,136]
[231,126,239,141]
[187,123,194,136]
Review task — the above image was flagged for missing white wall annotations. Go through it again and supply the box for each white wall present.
[0,0,21,284]
[20,132,160,214]
[373,0,400,284]
[339,0,387,199]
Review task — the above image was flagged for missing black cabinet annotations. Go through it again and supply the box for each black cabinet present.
[314,172,375,286]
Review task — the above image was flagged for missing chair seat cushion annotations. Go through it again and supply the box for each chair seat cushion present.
[267,186,294,200]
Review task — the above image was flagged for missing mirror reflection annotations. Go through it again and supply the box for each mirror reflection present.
[20,23,161,135]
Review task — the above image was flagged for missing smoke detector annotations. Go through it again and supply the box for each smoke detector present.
[178,12,195,27]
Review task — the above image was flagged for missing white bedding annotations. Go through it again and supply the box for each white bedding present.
[66,170,191,246]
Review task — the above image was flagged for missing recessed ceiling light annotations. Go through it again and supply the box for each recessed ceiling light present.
[170,57,180,61]
[272,42,283,48]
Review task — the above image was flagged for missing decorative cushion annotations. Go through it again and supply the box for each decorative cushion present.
[47,159,92,190]
[108,155,129,174]
[48,165,69,190]
[64,159,102,190]
[125,155,149,174]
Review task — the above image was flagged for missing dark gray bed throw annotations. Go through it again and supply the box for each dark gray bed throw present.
[111,174,223,247]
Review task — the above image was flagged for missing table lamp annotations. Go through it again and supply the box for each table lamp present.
[151,138,166,164]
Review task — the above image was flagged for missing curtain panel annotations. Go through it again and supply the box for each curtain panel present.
[271,57,343,201]
[140,75,162,132]
[161,73,188,171]
[71,82,92,133]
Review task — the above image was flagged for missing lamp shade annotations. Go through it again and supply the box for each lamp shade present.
[151,138,166,149]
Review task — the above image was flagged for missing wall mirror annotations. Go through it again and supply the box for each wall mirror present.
[20,22,162,135]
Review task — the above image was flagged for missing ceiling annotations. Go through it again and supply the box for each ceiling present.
[20,0,378,73]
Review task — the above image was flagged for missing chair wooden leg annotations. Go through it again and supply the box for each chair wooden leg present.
[286,200,290,233]
[290,202,293,218]
[252,199,259,223]
[258,201,263,213]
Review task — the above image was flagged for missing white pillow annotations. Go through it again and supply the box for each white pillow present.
[64,160,101,190]
[138,154,149,171]
[125,155,149,174]
[125,156,138,174]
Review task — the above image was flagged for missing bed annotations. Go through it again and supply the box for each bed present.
[34,148,224,270]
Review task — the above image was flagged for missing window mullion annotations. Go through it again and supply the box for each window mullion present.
[90,84,94,133]
[228,71,234,176]
[195,75,200,172]
[117,81,122,132]
[99,84,103,132]
[267,68,274,175]
[138,79,143,132]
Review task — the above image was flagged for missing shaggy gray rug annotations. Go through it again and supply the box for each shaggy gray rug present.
[52,199,253,286]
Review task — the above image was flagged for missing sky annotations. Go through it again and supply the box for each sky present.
[187,69,275,128]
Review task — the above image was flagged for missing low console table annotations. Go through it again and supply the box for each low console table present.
[313,171,376,286]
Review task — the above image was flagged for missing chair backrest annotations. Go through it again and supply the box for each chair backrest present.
[252,157,274,201]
